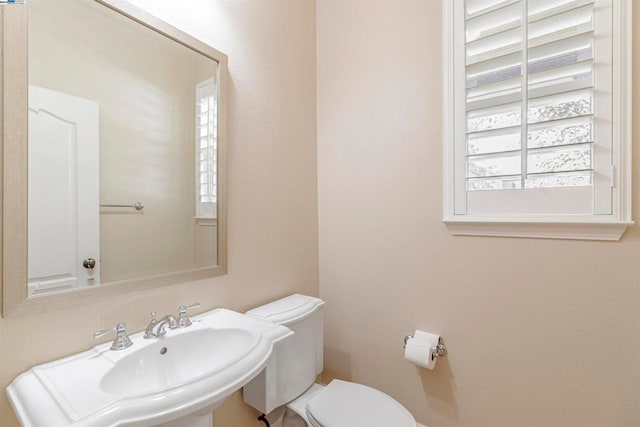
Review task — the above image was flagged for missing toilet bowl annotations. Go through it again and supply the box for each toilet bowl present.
[243,294,416,427]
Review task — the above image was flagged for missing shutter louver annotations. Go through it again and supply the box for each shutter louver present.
[196,79,218,218]
[464,0,595,192]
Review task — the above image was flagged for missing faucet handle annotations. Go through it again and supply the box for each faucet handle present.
[94,322,133,351]
[177,303,200,328]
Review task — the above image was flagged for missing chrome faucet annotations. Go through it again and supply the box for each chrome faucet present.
[177,303,201,328]
[94,322,133,350]
[155,314,178,337]
[143,303,200,339]
[144,312,178,338]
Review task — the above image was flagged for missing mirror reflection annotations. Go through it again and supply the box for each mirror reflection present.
[27,0,219,295]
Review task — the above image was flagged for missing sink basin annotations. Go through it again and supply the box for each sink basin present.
[101,328,255,398]
[7,309,292,427]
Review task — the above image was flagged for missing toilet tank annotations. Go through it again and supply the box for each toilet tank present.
[243,294,325,414]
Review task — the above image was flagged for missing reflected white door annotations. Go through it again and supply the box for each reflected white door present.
[28,86,100,294]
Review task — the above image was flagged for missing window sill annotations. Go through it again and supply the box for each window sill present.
[442,218,634,241]
[194,217,217,226]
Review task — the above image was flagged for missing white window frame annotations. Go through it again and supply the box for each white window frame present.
[442,0,633,241]
[195,77,217,220]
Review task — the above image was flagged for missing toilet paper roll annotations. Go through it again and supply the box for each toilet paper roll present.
[404,330,440,370]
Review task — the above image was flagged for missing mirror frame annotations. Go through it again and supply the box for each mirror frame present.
[1,0,228,317]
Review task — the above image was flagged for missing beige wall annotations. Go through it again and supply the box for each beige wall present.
[317,1,640,427]
[29,0,216,283]
[0,1,317,426]
[5,1,639,427]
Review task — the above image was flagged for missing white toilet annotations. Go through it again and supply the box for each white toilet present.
[243,294,416,427]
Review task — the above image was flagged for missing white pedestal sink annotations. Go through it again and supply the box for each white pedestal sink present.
[7,309,292,426]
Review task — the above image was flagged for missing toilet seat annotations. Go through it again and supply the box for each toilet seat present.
[305,380,416,427]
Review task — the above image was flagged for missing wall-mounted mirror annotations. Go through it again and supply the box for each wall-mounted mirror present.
[2,0,227,316]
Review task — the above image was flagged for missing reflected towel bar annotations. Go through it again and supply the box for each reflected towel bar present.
[100,202,144,211]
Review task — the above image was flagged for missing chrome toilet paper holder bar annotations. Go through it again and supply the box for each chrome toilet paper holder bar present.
[403,334,447,359]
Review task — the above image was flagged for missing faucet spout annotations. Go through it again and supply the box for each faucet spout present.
[154,315,178,337]
[145,314,177,338]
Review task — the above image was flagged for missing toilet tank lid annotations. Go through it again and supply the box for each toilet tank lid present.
[246,294,325,326]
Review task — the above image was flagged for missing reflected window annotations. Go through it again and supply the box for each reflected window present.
[196,78,217,218]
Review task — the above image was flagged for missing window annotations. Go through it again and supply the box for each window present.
[196,78,217,219]
[443,0,632,240]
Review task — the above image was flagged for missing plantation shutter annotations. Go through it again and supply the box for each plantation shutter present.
[196,79,218,218]
[456,0,613,215]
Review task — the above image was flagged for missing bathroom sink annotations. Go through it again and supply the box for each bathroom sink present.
[7,309,292,427]
[101,328,255,398]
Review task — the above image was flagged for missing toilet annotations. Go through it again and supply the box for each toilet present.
[243,294,416,427]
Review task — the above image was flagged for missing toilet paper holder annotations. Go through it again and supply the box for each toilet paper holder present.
[403,334,447,359]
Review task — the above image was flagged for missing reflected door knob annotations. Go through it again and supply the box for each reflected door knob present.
[83,258,96,269]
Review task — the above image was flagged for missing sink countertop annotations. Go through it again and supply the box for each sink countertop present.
[7,308,292,427]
